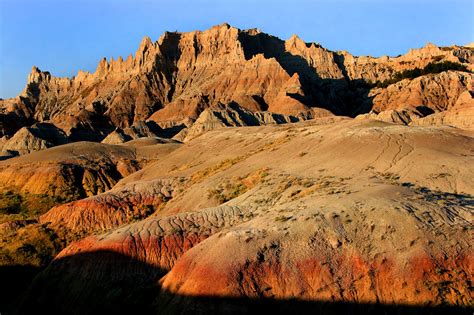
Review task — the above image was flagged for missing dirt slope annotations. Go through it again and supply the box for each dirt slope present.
[13,118,473,314]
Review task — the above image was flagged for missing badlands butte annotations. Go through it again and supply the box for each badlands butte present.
[0,23,473,314]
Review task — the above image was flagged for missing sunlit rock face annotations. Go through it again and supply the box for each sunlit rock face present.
[1,23,473,315]
[1,24,472,151]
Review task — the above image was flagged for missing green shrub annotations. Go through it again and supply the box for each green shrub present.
[0,190,66,220]
[372,61,469,88]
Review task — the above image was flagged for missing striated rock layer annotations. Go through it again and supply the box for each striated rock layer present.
[173,102,330,141]
[1,24,472,156]
[14,119,474,314]
[0,139,181,201]
[357,89,474,129]
[369,71,472,113]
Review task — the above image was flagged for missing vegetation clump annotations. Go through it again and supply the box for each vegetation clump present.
[372,61,470,88]
[274,215,292,222]
[207,168,270,204]
[0,190,66,223]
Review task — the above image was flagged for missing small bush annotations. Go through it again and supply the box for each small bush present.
[372,61,469,88]
[0,190,66,220]
[274,215,292,222]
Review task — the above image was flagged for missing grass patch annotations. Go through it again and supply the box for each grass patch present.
[378,172,400,183]
[191,156,245,184]
[208,182,247,204]
[207,168,271,204]
[371,61,470,88]
[0,190,67,223]
[0,222,64,268]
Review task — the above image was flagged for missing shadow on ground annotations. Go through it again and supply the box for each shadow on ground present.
[2,250,472,315]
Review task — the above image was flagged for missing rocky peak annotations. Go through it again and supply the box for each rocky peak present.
[26,66,51,84]
[1,23,472,147]
[156,31,181,59]
[405,42,443,59]
[212,22,233,30]
[206,23,241,46]
[134,36,157,70]
[286,34,307,50]
[95,57,109,76]
[244,28,262,36]
[136,36,155,58]
[138,35,153,50]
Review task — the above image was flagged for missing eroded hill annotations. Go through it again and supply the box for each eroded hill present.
[0,24,472,158]
[1,23,473,314]
[2,118,472,314]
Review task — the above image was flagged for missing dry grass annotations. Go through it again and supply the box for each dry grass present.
[0,190,65,224]
[377,172,400,183]
[274,215,292,222]
[256,134,295,152]
[0,223,63,268]
[207,168,271,204]
[191,156,245,184]
[269,174,351,201]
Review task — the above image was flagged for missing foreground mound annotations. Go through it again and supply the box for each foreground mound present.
[7,118,472,314]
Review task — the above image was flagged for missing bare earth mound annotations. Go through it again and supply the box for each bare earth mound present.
[11,118,473,314]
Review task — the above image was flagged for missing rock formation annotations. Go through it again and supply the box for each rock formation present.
[369,71,472,113]
[101,120,163,144]
[5,118,472,314]
[0,140,181,201]
[1,24,473,314]
[173,102,330,141]
[357,89,474,129]
[0,123,68,156]
[0,24,472,156]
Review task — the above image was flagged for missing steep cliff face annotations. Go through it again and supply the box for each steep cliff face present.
[1,24,472,146]
[370,71,472,112]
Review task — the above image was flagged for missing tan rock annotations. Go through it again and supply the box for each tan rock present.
[17,119,473,313]
[173,102,320,142]
[370,71,472,112]
[2,23,471,144]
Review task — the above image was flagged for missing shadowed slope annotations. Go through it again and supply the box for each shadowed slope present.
[2,119,473,314]
[9,250,472,315]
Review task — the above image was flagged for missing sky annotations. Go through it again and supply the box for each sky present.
[0,0,473,98]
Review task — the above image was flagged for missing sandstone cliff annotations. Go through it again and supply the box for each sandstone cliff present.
[1,24,472,156]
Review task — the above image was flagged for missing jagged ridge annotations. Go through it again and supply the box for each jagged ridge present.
[1,23,472,147]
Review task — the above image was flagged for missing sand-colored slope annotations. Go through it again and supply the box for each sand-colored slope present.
[0,139,180,199]
[17,118,473,313]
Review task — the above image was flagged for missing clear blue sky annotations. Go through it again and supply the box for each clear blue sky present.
[1,0,473,98]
